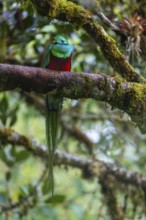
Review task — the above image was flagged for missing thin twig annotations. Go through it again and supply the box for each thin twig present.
[95,10,119,30]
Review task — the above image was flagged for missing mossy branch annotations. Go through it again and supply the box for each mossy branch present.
[29,0,145,83]
[1,127,146,191]
[0,63,146,132]
[99,175,124,220]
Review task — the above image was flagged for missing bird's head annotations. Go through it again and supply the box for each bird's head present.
[51,35,73,58]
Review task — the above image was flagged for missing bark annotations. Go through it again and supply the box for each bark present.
[0,63,146,132]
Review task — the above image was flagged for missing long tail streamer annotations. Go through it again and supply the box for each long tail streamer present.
[45,94,62,195]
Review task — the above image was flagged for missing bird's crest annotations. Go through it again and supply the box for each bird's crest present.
[53,35,68,45]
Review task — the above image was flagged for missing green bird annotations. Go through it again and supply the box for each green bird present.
[43,35,74,194]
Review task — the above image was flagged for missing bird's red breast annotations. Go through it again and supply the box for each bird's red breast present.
[48,52,72,71]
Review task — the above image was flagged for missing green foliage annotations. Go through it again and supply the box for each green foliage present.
[0,94,19,127]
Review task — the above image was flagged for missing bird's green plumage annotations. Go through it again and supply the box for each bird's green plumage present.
[43,35,73,66]
[45,95,62,194]
[43,35,73,195]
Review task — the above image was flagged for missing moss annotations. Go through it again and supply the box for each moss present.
[100,175,125,220]
[114,76,126,83]
[47,0,59,17]
[128,83,146,112]
[115,82,146,115]
[56,0,92,29]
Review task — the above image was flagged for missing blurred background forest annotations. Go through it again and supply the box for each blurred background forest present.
[0,0,146,219]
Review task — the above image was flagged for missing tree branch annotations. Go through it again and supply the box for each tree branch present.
[61,121,94,154]
[99,175,125,220]
[29,0,145,83]
[1,127,146,191]
[0,63,146,132]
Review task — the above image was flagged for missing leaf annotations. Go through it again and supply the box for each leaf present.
[0,112,7,126]
[19,185,29,197]
[8,104,19,127]
[9,113,17,127]
[0,95,8,113]
[0,95,8,125]
[45,194,66,205]
[42,179,52,195]
[0,148,15,167]
[11,148,30,162]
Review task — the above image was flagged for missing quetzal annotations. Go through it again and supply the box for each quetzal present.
[43,35,73,194]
